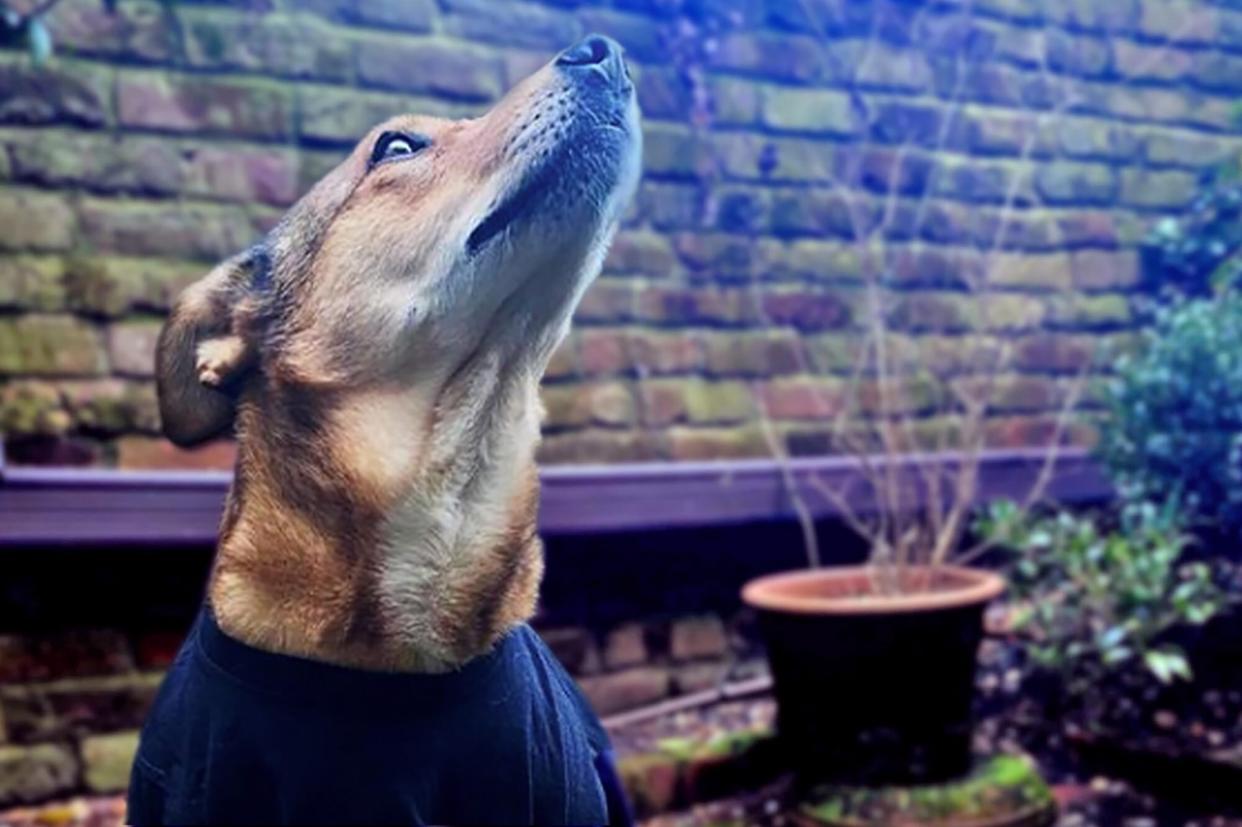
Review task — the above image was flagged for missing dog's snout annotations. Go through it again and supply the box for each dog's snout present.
[556,34,631,90]
[557,34,616,68]
[556,34,632,98]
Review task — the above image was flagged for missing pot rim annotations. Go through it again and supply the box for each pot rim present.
[741,564,1006,616]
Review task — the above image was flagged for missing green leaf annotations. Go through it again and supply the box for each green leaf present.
[1098,625,1126,649]
[1144,648,1192,684]
[1101,645,1132,665]
[27,17,52,65]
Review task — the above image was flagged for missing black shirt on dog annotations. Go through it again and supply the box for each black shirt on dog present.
[127,610,630,826]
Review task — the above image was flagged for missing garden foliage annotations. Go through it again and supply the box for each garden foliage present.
[1143,174,1242,300]
[976,499,1228,709]
[1098,293,1242,540]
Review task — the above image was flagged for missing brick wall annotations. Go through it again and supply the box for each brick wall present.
[0,611,761,806]
[1,0,1240,468]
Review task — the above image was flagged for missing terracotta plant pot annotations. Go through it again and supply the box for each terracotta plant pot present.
[742,565,1005,785]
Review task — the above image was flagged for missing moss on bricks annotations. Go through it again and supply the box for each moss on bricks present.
[0,256,65,310]
[0,316,107,376]
[802,753,1054,826]
[0,381,71,437]
[762,88,859,136]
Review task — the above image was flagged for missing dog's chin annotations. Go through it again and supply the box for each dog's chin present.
[467,105,640,262]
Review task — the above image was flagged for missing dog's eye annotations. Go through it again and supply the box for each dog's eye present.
[369,132,429,168]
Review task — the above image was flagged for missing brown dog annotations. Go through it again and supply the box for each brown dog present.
[157,37,640,672]
[130,35,641,826]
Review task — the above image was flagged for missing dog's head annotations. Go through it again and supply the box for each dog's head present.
[158,35,640,447]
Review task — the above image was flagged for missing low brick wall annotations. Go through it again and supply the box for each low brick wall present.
[0,611,761,806]
[3,0,1240,467]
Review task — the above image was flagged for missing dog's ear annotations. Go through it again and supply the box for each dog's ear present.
[156,248,266,447]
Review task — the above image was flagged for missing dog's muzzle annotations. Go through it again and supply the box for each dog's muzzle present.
[556,34,633,94]
[466,35,637,256]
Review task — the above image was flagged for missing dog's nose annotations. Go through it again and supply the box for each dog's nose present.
[556,34,629,87]
[557,34,617,67]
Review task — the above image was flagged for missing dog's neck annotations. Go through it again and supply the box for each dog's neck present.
[207,350,545,672]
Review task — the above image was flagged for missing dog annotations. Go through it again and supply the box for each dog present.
[128,34,641,826]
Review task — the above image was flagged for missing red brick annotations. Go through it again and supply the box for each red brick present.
[537,431,666,464]
[579,330,703,377]
[0,743,79,804]
[536,627,600,676]
[670,615,729,661]
[184,145,300,205]
[618,754,680,818]
[118,73,293,139]
[603,231,678,277]
[703,332,803,377]
[578,667,671,716]
[0,630,134,684]
[760,379,844,421]
[442,0,579,50]
[668,427,770,460]
[673,662,729,694]
[639,382,686,427]
[0,673,162,743]
[1059,212,1118,246]
[0,56,111,127]
[576,281,637,323]
[0,190,74,253]
[674,233,761,280]
[47,0,177,63]
[341,0,435,31]
[603,623,647,670]
[761,290,851,332]
[628,333,702,375]
[579,330,628,375]
[1071,250,1140,291]
[60,378,159,434]
[356,38,503,101]
[116,436,237,470]
[985,415,1095,450]
[106,321,161,377]
[134,630,187,670]
[636,286,760,328]
[77,200,257,261]
[542,382,635,428]
[544,337,577,380]
[180,9,351,81]
[0,316,107,377]
[1013,335,1097,373]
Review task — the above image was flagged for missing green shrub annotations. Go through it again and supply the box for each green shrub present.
[975,500,1228,716]
[1097,294,1242,539]
[1142,168,1242,299]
